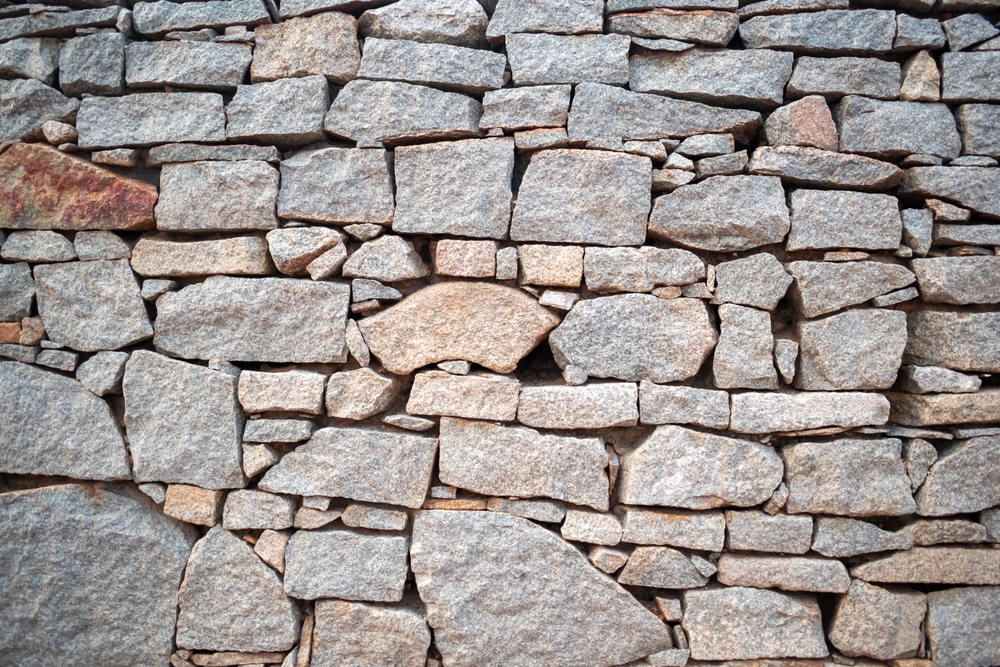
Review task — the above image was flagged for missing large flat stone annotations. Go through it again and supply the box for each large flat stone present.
[900,167,1000,219]
[852,547,1000,585]
[410,510,673,667]
[0,263,34,322]
[0,78,77,144]
[126,41,252,90]
[155,161,278,232]
[730,391,890,433]
[786,260,915,318]
[506,33,630,86]
[812,517,912,558]
[35,259,152,352]
[609,8,738,46]
[358,282,559,374]
[77,92,226,149]
[583,246,705,294]
[130,236,273,277]
[740,9,895,55]
[648,175,790,252]
[716,554,850,593]
[284,529,409,601]
[357,37,505,94]
[438,417,609,510]
[941,52,1000,102]
[915,436,1000,516]
[0,361,130,480]
[226,75,330,148]
[312,600,431,667]
[359,0,487,48]
[616,424,783,509]
[835,96,962,160]
[787,56,900,99]
[796,309,907,390]
[748,146,903,191]
[787,189,901,250]
[912,256,1000,305]
[0,143,156,231]
[132,0,272,37]
[277,147,394,225]
[549,295,717,383]
[123,351,245,490]
[828,580,926,661]
[638,382,730,429]
[0,484,196,667]
[251,11,360,83]
[154,276,349,363]
[510,148,651,246]
[926,586,1000,667]
[903,310,1000,372]
[517,383,639,429]
[0,6,119,42]
[259,427,437,508]
[890,391,1000,427]
[486,0,604,41]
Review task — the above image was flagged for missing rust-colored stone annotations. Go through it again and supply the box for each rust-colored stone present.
[0,142,157,230]
[0,322,21,344]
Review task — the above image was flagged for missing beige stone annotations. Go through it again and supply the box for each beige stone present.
[406,370,520,421]
[518,244,584,288]
[764,95,838,151]
[163,484,225,527]
[238,370,326,415]
[516,383,638,429]
[325,368,400,420]
[434,239,497,277]
[829,580,926,660]
[251,12,360,84]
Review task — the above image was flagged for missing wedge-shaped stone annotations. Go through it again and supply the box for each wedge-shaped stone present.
[648,175,790,252]
[584,246,704,293]
[407,371,519,421]
[325,80,482,146]
[146,143,280,166]
[890,391,1000,427]
[312,600,431,667]
[609,8,738,46]
[913,256,1000,305]
[915,436,1000,516]
[0,263,34,322]
[517,383,638,429]
[480,84,570,130]
[156,161,278,233]
[638,382,730,429]
[787,56,900,99]
[630,48,793,109]
[796,309,907,391]
[278,0,397,18]
[836,96,962,160]
[0,78,77,144]
[740,9,895,55]
[133,0,272,37]
[507,33,630,86]
[394,138,514,239]
[618,507,725,550]
[35,259,151,352]
[852,547,1000,585]
[899,365,980,395]
[252,11,360,84]
[748,146,903,191]
[284,529,409,601]
[926,586,1000,667]
[358,282,559,374]
[731,391,889,433]
[786,261,915,318]
[933,223,1000,247]
[259,427,437,508]
[812,517,912,558]
[903,310,1000,371]
[123,351,244,489]
[359,0,487,47]
[829,580,926,661]
[486,0,604,40]
[0,361,130,480]
[126,41,251,90]
[155,277,349,363]
[550,295,717,383]
[0,6,119,42]
[617,425,783,509]
[787,189,901,251]
[941,52,1000,103]
[712,253,791,311]
[682,587,827,661]
[618,547,708,588]
[784,438,915,517]
[0,142,156,232]
[131,237,272,277]
[226,75,329,148]
[438,417,609,510]
[567,82,762,143]
[0,484,196,667]
[265,227,343,276]
[357,37,505,94]
[717,554,849,592]
[511,149,651,246]
[725,510,813,554]
[77,92,225,149]
[277,147,393,226]
[762,95,838,151]
[176,526,299,652]
[411,510,674,666]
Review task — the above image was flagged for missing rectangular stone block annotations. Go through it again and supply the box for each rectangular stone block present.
[283,530,409,601]
[517,383,639,429]
[77,92,226,150]
[406,371,520,422]
[730,391,890,433]
[126,41,252,90]
[638,382,730,429]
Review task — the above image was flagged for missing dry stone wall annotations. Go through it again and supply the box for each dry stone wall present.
[1,0,999,665]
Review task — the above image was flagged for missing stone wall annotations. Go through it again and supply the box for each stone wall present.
[1,0,999,665]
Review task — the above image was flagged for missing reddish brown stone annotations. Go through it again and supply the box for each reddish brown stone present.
[0,322,21,344]
[0,143,157,231]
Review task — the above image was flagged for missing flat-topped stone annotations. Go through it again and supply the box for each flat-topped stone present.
[730,391,890,433]
[357,37,506,95]
[740,9,895,55]
[77,92,225,149]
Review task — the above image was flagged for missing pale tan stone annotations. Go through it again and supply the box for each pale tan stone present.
[518,244,584,288]
[163,484,225,527]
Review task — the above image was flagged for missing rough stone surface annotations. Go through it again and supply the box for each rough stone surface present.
[156,161,278,233]
[0,37,60,85]
[828,580,926,660]
[238,370,326,415]
[890,391,1000,427]
[713,304,778,390]
[76,92,226,149]
[638,382,730,429]
[941,51,1000,102]
[748,145,903,191]
[243,419,315,443]
[126,40,251,90]
[796,308,907,391]
[712,253,792,311]
[835,96,962,160]
[786,261,915,318]
[357,37,505,94]
[480,84,570,130]
[903,310,1000,372]
[609,8,738,46]
[957,103,1000,158]
[163,485,225,527]
[507,33,630,86]
[312,600,431,667]
[517,383,639,429]
[915,436,1000,516]
[787,189,901,251]
[926,586,1000,667]
[131,237,273,277]
[725,510,813,554]
[618,507,725,551]
[278,148,394,226]
[132,0,271,36]
[561,509,623,546]
[226,76,330,148]
[486,0,604,40]
[252,12,360,83]
[901,49,940,102]
[405,371,517,421]
[359,0,487,48]
[618,546,708,588]
[901,167,1000,219]
[76,350,129,396]
[284,529,409,601]
[324,367,400,420]
[739,9,895,55]
[717,554,850,593]
[812,517,913,557]
[584,246,705,293]
[912,256,1000,305]
[222,489,296,530]
[787,56,900,99]
[763,96,838,151]
[852,546,1000,585]
[1,230,76,263]
[0,78,78,144]
[0,262,34,322]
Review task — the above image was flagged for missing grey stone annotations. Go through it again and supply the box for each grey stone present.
[725,510,813,554]
[902,365,982,394]
[828,580,926,661]
[796,308,907,391]
[739,9,895,55]
[406,371,518,421]
[900,166,1000,219]
[59,32,125,97]
[912,256,1000,304]
[252,12,360,84]
[677,134,735,158]
[133,0,272,37]
[0,37,60,85]
[394,138,513,239]
[341,504,408,531]
[284,529,408,601]
[1,230,75,263]
[762,95,839,151]
[222,490,296,530]
[852,546,1000,585]
[325,367,400,420]
[895,14,947,51]
[141,279,178,301]
[561,509,623,546]
[957,103,1000,158]
[749,146,904,191]
[696,150,747,177]
[890,391,1000,427]
[787,189,901,251]
[786,260,915,318]
[618,507,725,550]
[904,437,938,491]
[480,84,570,130]
[0,360,129,479]
[34,259,150,352]
[176,526,300,652]
[617,425,783,509]
[984,508,1000,541]
[713,304,777,390]
[76,350,128,396]
[162,484,225,527]
[0,6,119,43]
[487,497,567,523]
[411,510,673,666]
[75,231,130,261]
[926,586,1000,667]
[123,351,244,489]
[784,438,915,517]
[277,0,396,18]
[155,161,278,233]
[944,13,998,52]
[359,0,487,48]
[243,419,315,443]
[609,8,738,46]
[130,237,273,277]
[517,383,638,429]
[146,143,280,166]
[507,33,630,86]
[738,0,847,19]
[711,253,791,312]
[618,547,708,588]
[486,0,603,41]
[342,235,429,282]
[325,79,482,146]
[550,295,717,383]
[836,96,962,160]
[511,149,650,246]
[903,310,1000,372]
[259,427,437,508]
[901,49,940,102]
[344,224,386,242]
[0,484,196,667]
[682,587,827,661]
[438,417,609,510]
[630,47,793,109]
[915,436,1000,516]
[238,370,326,415]
[812,516,913,557]
[265,227,343,276]
[650,175,789,252]
[36,349,77,372]
[638,382,729,429]
[927,198,971,222]
[787,56,900,99]
[76,92,225,149]
[351,279,402,302]
[0,263,34,323]
[567,82,762,143]
[514,127,570,152]
[717,554,850,593]
[226,76,329,147]
[126,40,251,90]
[155,276,349,363]
[588,546,630,573]
[357,37,505,94]
[277,148,394,226]
[900,519,988,545]
[312,600,430,667]
[0,78,78,144]
[584,247,704,295]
